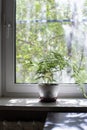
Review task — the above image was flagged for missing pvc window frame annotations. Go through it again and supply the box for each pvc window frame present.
[2,0,85,98]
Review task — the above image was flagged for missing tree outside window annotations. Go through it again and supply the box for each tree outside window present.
[16,0,87,84]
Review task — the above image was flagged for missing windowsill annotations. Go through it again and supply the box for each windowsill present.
[0,97,87,112]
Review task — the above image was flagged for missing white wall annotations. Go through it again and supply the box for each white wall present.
[0,0,2,96]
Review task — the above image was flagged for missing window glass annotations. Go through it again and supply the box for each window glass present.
[16,0,87,84]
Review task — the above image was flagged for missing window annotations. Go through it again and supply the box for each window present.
[2,0,87,97]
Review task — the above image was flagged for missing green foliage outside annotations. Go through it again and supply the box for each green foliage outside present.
[16,0,87,85]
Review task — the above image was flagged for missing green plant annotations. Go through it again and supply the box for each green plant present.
[35,50,87,98]
[71,62,87,98]
[35,50,69,83]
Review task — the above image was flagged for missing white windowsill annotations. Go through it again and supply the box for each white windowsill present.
[0,98,87,112]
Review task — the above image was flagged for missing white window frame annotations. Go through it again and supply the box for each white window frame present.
[2,0,86,98]
[0,0,2,96]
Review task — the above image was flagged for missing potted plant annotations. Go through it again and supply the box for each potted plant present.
[35,50,69,102]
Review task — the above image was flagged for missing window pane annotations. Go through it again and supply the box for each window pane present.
[16,0,87,83]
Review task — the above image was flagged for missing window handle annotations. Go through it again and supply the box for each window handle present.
[6,24,12,39]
